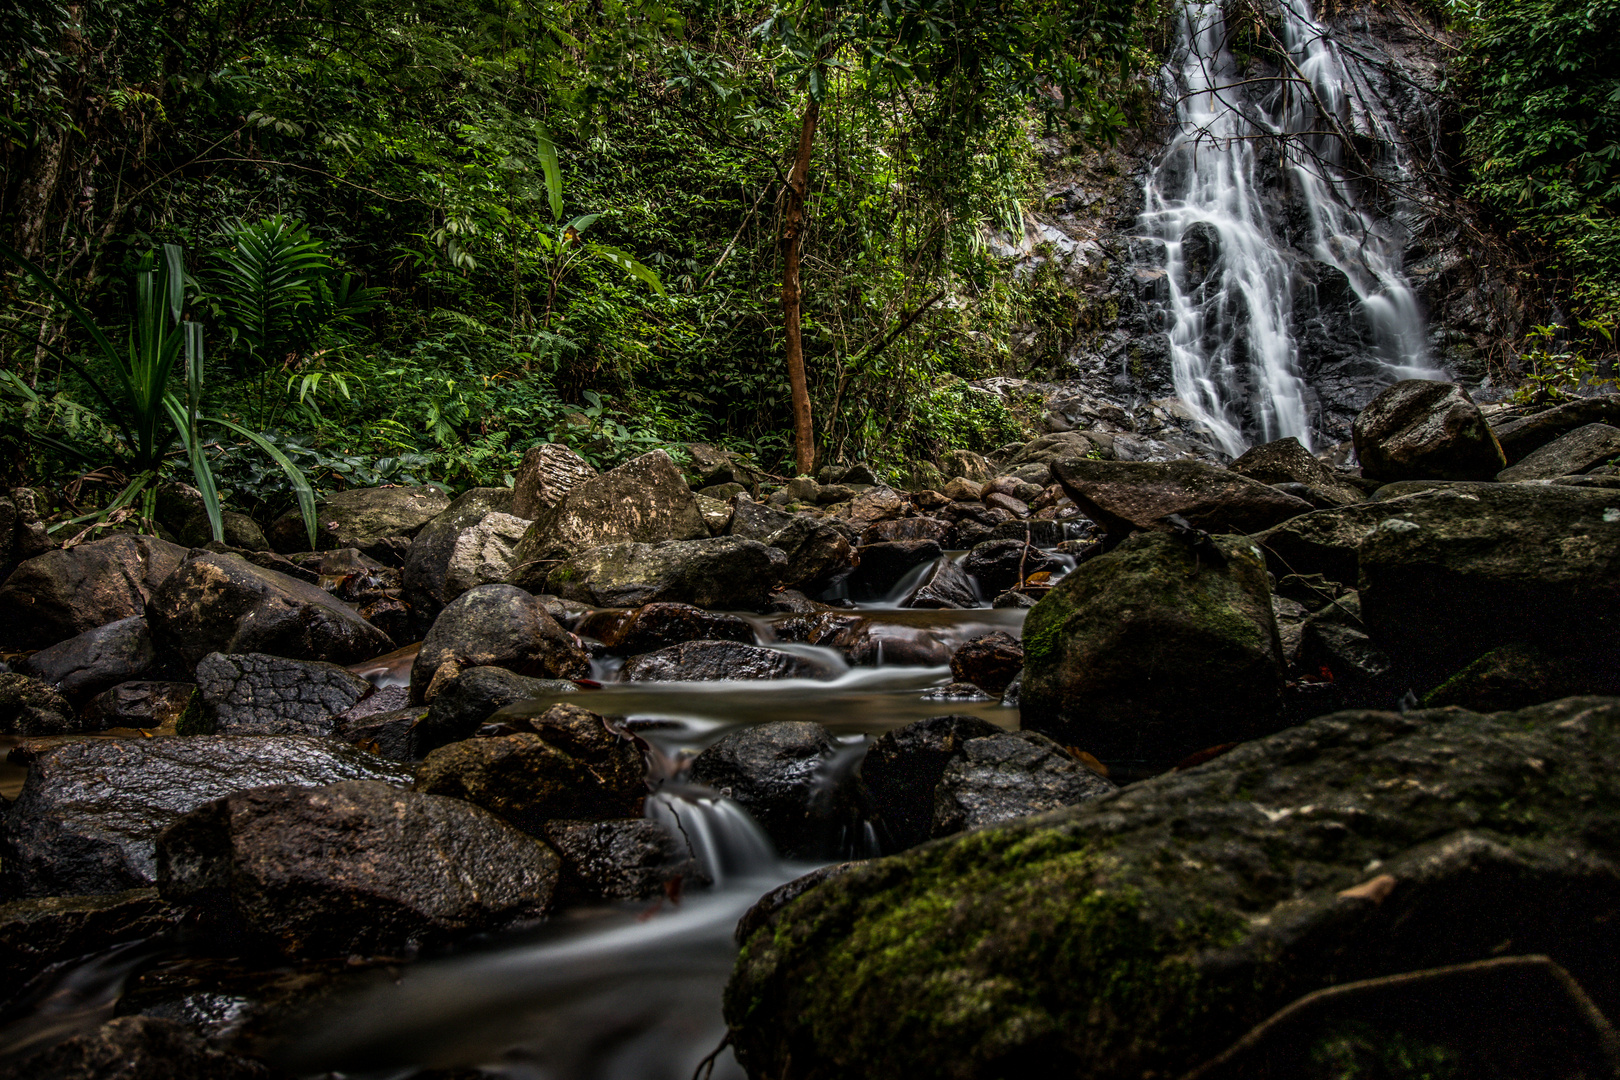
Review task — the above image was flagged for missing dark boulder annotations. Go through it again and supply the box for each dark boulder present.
[577,602,756,655]
[1,735,413,896]
[155,779,559,955]
[620,640,820,681]
[335,706,424,761]
[778,611,954,667]
[541,818,705,905]
[408,583,589,704]
[401,487,518,628]
[413,703,646,830]
[858,517,951,546]
[1492,395,1620,464]
[410,666,578,758]
[268,484,450,558]
[0,1015,269,1080]
[931,730,1115,837]
[0,672,76,735]
[17,616,159,704]
[1497,422,1620,482]
[0,535,186,650]
[1422,642,1620,713]
[1053,459,1314,543]
[1352,380,1506,482]
[187,652,373,736]
[146,550,394,668]
[727,498,796,541]
[902,557,978,609]
[861,714,1004,852]
[689,721,859,859]
[512,443,597,519]
[544,537,786,611]
[948,631,1023,695]
[766,516,857,591]
[845,540,942,600]
[82,681,196,730]
[919,681,993,703]
[1020,531,1283,766]
[961,540,1064,595]
[0,889,178,997]
[725,697,1620,1080]
[1228,436,1364,506]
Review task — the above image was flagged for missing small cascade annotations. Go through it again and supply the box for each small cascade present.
[646,787,780,887]
[1140,0,1436,455]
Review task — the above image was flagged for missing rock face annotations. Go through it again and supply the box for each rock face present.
[1,735,413,897]
[1496,422,1620,482]
[147,550,394,668]
[948,631,1024,695]
[408,583,589,703]
[542,819,704,904]
[410,666,578,757]
[1492,396,1620,463]
[767,516,857,591]
[544,537,786,610]
[620,640,819,682]
[155,779,558,955]
[401,487,518,627]
[1227,437,1364,506]
[512,443,598,519]
[689,721,858,859]
[510,450,707,577]
[1053,459,1314,541]
[1352,380,1506,481]
[931,730,1115,837]
[0,1015,269,1080]
[17,616,159,704]
[577,602,756,655]
[861,714,1005,852]
[0,672,76,735]
[1020,531,1283,766]
[268,484,450,556]
[726,697,1620,1080]
[0,535,186,650]
[189,652,373,736]
[413,703,646,830]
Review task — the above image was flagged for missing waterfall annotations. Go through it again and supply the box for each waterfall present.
[1140,0,1434,456]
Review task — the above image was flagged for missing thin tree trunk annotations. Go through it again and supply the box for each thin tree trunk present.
[781,97,820,477]
[13,134,67,260]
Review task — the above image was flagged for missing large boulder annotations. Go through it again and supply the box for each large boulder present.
[541,818,705,905]
[620,640,821,682]
[689,721,859,859]
[930,730,1115,838]
[155,779,559,955]
[726,697,1620,1080]
[960,540,1065,595]
[268,484,450,557]
[187,652,373,736]
[0,535,186,650]
[1352,380,1506,482]
[508,450,707,582]
[576,602,756,655]
[408,583,588,703]
[146,550,394,668]
[846,540,941,600]
[1020,531,1283,766]
[1491,395,1620,464]
[1496,422,1620,482]
[948,631,1023,695]
[0,672,75,735]
[17,616,159,704]
[1227,436,1364,506]
[413,703,645,830]
[401,487,518,627]
[511,443,597,519]
[410,666,579,758]
[1053,459,1314,542]
[901,557,977,609]
[861,714,1005,852]
[0,735,413,897]
[544,537,786,610]
[766,516,857,592]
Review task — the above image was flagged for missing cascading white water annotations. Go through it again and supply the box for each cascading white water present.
[1141,0,1434,456]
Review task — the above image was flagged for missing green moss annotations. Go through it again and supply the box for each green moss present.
[173,688,212,736]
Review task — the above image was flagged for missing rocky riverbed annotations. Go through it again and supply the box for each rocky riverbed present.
[0,379,1617,1079]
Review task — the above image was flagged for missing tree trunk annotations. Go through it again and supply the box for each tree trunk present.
[12,134,67,260]
[781,98,821,477]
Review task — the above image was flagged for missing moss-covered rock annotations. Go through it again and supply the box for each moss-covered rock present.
[726,697,1620,1080]
[1020,531,1282,766]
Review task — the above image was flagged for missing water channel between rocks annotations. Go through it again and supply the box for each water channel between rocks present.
[1,556,1032,1080]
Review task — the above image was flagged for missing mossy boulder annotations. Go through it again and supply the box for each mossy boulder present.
[726,697,1620,1080]
[1020,531,1283,766]
[542,536,786,611]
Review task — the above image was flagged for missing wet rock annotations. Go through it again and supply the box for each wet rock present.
[1,735,413,896]
[992,590,1037,609]
[949,631,1023,695]
[931,731,1116,838]
[0,1015,270,1080]
[1298,620,1394,706]
[156,779,559,956]
[147,550,394,669]
[438,511,531,600]
[1352,380,1506,482]
[989,519,1074,546]
[620,640,819,681]
[1228,437,1364,506]
[577,602,755,655]
[689,721,858,859]
[841,463,880,486]
[699,482,747,501]
[414,705,644,830]
[544,537,786,611]
[409,583,589,703]
[780,611,954,667]
[983,491,1030,517]
[1008,462,1054,487]
[206,542,319,584]
[512,443,597,519]
[726,697,1620,1080]
[0,889,178,996]
[0,487,52,583]
[846,540,942,600]
[943,477,984,502]
[846,488,906,525]
[961,540,1064,595]
[1497,422,1620,482]
[188,652,373,736]
[401,487,519,628]
[688,443,767,489]
[728,498,796,540]
[0,672,78,735]
[174,507,268,552]
[509,450,707,576]
[1008,431,1101,467]
[902,557,978,609]
[268,485,450,558]
[861,714,1004,852]
[18,617,159,704]
[0,535,186,650]
[1020,531,1282,766]
[541,819,705,904]
[694,493,734,534]
[82,681,196,730]
[410,666,578,758]
[767,516,857,591]
[857,517,951,547]
[335,706,422,760]
[919,682,993,703]
[1492,396,1620,464]
[1053,459,1314,542]
[941,450,994,483]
